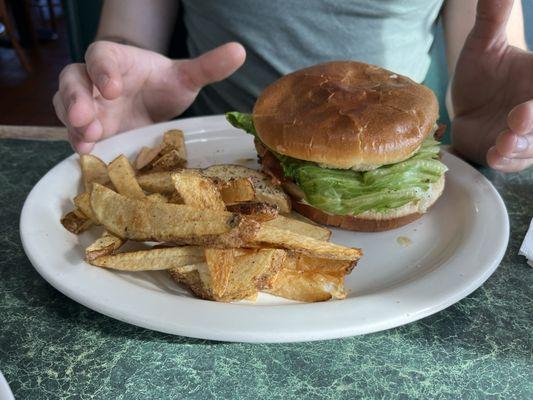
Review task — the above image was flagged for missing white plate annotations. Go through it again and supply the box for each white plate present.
[20,115,509,343]
[0,372,14,400]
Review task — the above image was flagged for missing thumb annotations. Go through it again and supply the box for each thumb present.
[469,0,514,49]
[176,42,246,92]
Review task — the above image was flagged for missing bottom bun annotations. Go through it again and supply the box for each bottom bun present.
[291,175,445,232]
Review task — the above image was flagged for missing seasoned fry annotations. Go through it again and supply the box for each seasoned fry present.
[217,177,255,204]
[226,201,279,222]
[267,269,346,302]
[151,149,186,171]
[90,246,205,270]
[263,215,331,241]
[85,231,125,261]
[253,225,361,260]
[168,263,213,300]
[162,129,187,160]
[137,172,175,193]
[135,144,165,170]
[73,192,97,222]
[108,155,145,199]
[61,210,93,234]
[90,183,247,241]
[202,164,291,213]
[172,171,225,211]
[80,154,108,192]
[146,193,168,203]
[193,249,286,301]
[282,253,357,275]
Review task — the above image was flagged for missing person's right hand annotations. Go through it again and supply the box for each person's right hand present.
[53,41,246,153]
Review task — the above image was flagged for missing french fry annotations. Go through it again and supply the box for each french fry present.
[226,201,279,222]
[168,263,214,300]
[252,225,361,260]
[267,269,346,302]
[217,177,255,204]
[90,246,205,270]
[282,253,357,275]
[85,231,125,261]
[137,172,175,193]
[73,192,97,222]
[60,210,93,234]
[162,129,187,160]
[80,154,108,192]
[263,215,331,241]
[108,155,145,199]
[146,193,169,203]
[172,171,225,211]
[202,164,291,213]
[151,149,186,171]
[90,183,250,241]
[180,248,286,301]
[135,144,165,170]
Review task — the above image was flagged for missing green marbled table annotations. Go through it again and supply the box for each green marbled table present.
[1,137,531,400]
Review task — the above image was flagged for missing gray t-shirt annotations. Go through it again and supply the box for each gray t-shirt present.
[182,0,444,114]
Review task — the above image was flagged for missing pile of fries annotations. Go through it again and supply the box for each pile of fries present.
[61,130,362,302]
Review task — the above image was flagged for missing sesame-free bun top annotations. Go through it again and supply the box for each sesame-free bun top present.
[252,61,439,170]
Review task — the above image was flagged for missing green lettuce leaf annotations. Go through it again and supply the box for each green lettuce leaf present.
[226,112,448,215]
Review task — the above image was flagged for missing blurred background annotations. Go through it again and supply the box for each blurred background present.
[0,0,531,128]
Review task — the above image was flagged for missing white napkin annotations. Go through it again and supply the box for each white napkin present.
[519,218,533,267]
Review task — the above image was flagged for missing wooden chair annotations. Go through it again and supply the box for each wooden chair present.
[0,0,32,72]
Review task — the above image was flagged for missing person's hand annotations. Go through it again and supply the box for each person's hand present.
[451,0,532,172]
[54,41,246,153]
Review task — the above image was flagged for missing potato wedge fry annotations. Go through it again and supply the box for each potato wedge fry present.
[172,171,225,211]
[282,253,357,275]
[135,144,165,170]
[73,192,97,222]
[146,193,168,203]
[90,183,249,241]
[85,231,125,261]
[61,210,93,234]
[226,201,279,222]
[151,149,186,171]
[267,269,346,302]
[108,155,145,199]
[217,177,255,204]
[202,164,291,213]
[168,263,213,300]
[137,172,175,193]
[80,154,108,192]
[206,248,286,301]
[90,246,204,270]
[263,215,331,241]
[253,225,361,260]
[162,129,187,160]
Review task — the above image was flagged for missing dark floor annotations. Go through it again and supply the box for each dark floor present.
[0,9,70,126]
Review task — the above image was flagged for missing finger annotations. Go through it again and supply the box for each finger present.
[177,42,246,92]
[470,0,513,48]
[58,63,97,128]
[507,100,533,135]
[495,130,533,158]
[67,129,95,154]
[487,146,532,172]
[84,41,124,100]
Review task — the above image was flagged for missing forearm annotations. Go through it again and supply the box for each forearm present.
[443,0,527,75]
[96,0,178,53]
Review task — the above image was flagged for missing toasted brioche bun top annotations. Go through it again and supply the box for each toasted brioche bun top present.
[253,61,439,170]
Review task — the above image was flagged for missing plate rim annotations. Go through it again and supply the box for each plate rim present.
[19,115,510,343]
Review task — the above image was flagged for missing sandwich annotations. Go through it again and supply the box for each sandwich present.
[227,61,448,231]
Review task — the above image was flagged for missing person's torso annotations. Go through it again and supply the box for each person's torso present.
[181,0,444,114]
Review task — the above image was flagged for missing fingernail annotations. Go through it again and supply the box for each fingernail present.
[515,136,528,152]
[97,74,109,89]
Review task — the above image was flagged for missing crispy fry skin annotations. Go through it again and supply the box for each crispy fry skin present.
[80,154,108,192]
[60,210,93,234]
[90,246,205,270]
[172,171,225,211]
[108,155,145,199]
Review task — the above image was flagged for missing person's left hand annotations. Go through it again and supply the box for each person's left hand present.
[451,0,532,172]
